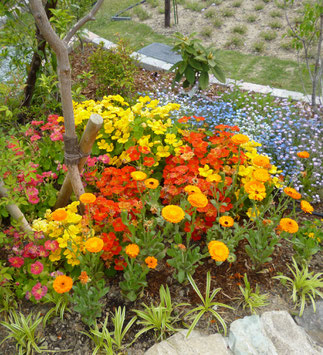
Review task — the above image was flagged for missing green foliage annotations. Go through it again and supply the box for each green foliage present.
[88,39,139,100]
[170,32,225,91]
[133,6,151,21]
[246,15,257,23]
[273,258,323,316]
[237,274,269,314]
[0,311,48,354]
[184,0,205,12]
[253,41,265,53]
[269,20,282,29]
[213,17,224,28]
[255,3,265,10]
[261,30,278,41]
[200,26,213,38]
[222,8,234,17]
[204,8,216,19]
[81,307,137,355]
[134,285,186,341]
[184,271,233,336]
[43,292,71,326]
[232,0,243,7]
[270,10,282,17]
[232,25,247,35]
[72,279,109,327]
[225,35,244,48]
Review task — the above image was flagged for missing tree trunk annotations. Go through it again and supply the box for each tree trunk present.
[165,0,170,27]
[312,13,323,114]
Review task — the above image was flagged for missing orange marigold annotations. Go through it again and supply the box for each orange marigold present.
[53,275,73,294]
[184,185,202,195]
[78,271,90,285]
[85,237,104,253]
[80,193,96,204]
[208,241,229,262]
[131,171,147,181]
[284,187,302,200]
[51,208,67,222]
[279,218,299,233]
[162,205,185,223]
[219,216,234,227]
[253,155,270,167]
[300,200,314,214]
[144,178,159,189]
[297,151,310,158]
[253,168,270,182]
[231,134,249,145]
[206,174,222,183]
[125,244,140,258]
[188,193,208,208]
[244,180,266,201]
[145,256,158,269]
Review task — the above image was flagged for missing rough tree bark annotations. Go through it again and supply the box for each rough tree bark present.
[165,0,170,27]
[29,0,104,205]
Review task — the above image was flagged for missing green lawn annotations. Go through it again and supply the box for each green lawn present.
[86,0,312,93]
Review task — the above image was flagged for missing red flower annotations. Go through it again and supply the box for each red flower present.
[114,258,127,271]
[112,217,127,232]
[8,256,24,268]
[143,157,155,167]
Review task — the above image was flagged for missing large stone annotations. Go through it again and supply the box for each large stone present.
[261,310,322,355]
[145,329,232,355]
[137,43,182,64]
[295,300,323,346]
[228,315,277,355]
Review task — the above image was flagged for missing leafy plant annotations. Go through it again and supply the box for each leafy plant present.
[273,258,323,316]
[184,271,233,337]
[81,307,137,355]
[0,311,48,354]
[237,274,269,314]
[170,32,225,91]
[43,292,71,326]
[134,285,186,341]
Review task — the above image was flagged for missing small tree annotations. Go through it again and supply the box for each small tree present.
[284,0,322,114]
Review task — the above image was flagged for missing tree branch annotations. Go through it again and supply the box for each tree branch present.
[64,0,104,44]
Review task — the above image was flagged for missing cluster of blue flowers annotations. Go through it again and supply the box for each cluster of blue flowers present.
[147,81,323,202]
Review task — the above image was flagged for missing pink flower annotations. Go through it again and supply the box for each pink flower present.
[31,120,44,126]
[25,291,31,300]
[30,261,44,275]
[30,134,41,142]
[50,130,63,141]
[50,270,64,278]
[45,240,59,252]
[8,256,24,268]
[38,246,49,258]
[98,154,110,164]
[87,156,97,167]
[31,282,48,301]
[23,243,39,259]
[28,195,40,204]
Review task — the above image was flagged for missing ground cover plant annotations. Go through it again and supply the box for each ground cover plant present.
[0,34,322,355]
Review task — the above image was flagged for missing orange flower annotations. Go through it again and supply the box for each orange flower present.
[144,178,159,189]
[125,244,140,258]
[284,187,302,200]
[145,256,157,269]
[253,168,270,182]
[300,200,314,214]
[162,205,185,223]
[208,241,229,262]
[253,155,270,167]
[78,271,90,285]
[53,275,73,294]
[184,185,202,195]
[297,151,310,158]
[219,216,234,227]
[79,193,96,204]
[188,193,208,208]
[206,174,222,183]
[231,134,249,145]
[244,180,266,201]
[131,171,147,181]
[51,208,67,222]
[279,218,299,233]
[85,237,104,253]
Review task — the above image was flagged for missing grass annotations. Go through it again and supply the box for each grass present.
[204,8,216,19]
[146,0,159,8]
[133,7,151,21]
[270,10,282,17]
[86,0,313,93]
[269,20,283,29]
[213,17,223,28]
[222,8,234,17]
[226,35,244,48]
[280,41,294,51]
[246,15,257,23]
[253,41,265,53]
[184,0,205,11]
[232,25,247,35]
[255,3,264,10]
[200,26,213,38]
[232,0,243,8]
[261,30,277,41]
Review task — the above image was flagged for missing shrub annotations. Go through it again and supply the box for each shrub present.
[88,39,139,100]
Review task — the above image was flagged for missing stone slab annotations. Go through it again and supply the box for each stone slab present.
[137,43,182,65]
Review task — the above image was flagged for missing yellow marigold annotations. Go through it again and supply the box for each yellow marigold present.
[188,193,208,208]
[145,256,158,269]
[247,207,260,221]
[219,216,234,227]
[184,185,202,195]
[244,180,266,201]
[78,271,90,285]
[279,218,299,233]
[231,134,249,145]
[144,178,159,189]
[85,237,104,253]
[208,241,229,262]
[162,205,185,223]
[253,155,270,167]
[284,187,302,200]
[206,174,222,183]
[297,151,310,158]
[53,275,73,294]
[79,193,96,204]
[125,244,140,258]
[300,200,314,214]
[253,168,270,183]
[131,171,147,181]
[51,208,68,222]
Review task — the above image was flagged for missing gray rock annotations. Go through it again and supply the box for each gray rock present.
[145,329,232,355]
[295,300,323,346]
[261,310,322,355]
[228,315,277,355]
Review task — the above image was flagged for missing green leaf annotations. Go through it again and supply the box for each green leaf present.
[199,71,209,90]
[184,66,196,85]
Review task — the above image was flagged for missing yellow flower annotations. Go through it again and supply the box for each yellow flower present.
[144,178,159,189]
[131,171,147,181]
[300,200,314,214]
[279,218,299,233]
[253,155,270,167]
[85,237,104,253]
[49,248,61,262]
[125,244,140,258]
[188,193,208,208]
[246,207,260,221]
[164,133,178,145]
[80,193,96,204]
[253,168,270,182]
[219,216,234,227]
[208,241,229,262]
[156,145,170,158]
[206,174,222,183]
[198,164,213,178]
[231,134,249,145]
[184,185,202,195]
[244,180,266,201]
[162,205,185,223]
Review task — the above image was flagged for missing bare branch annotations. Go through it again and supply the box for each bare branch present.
[64,0,104,44]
